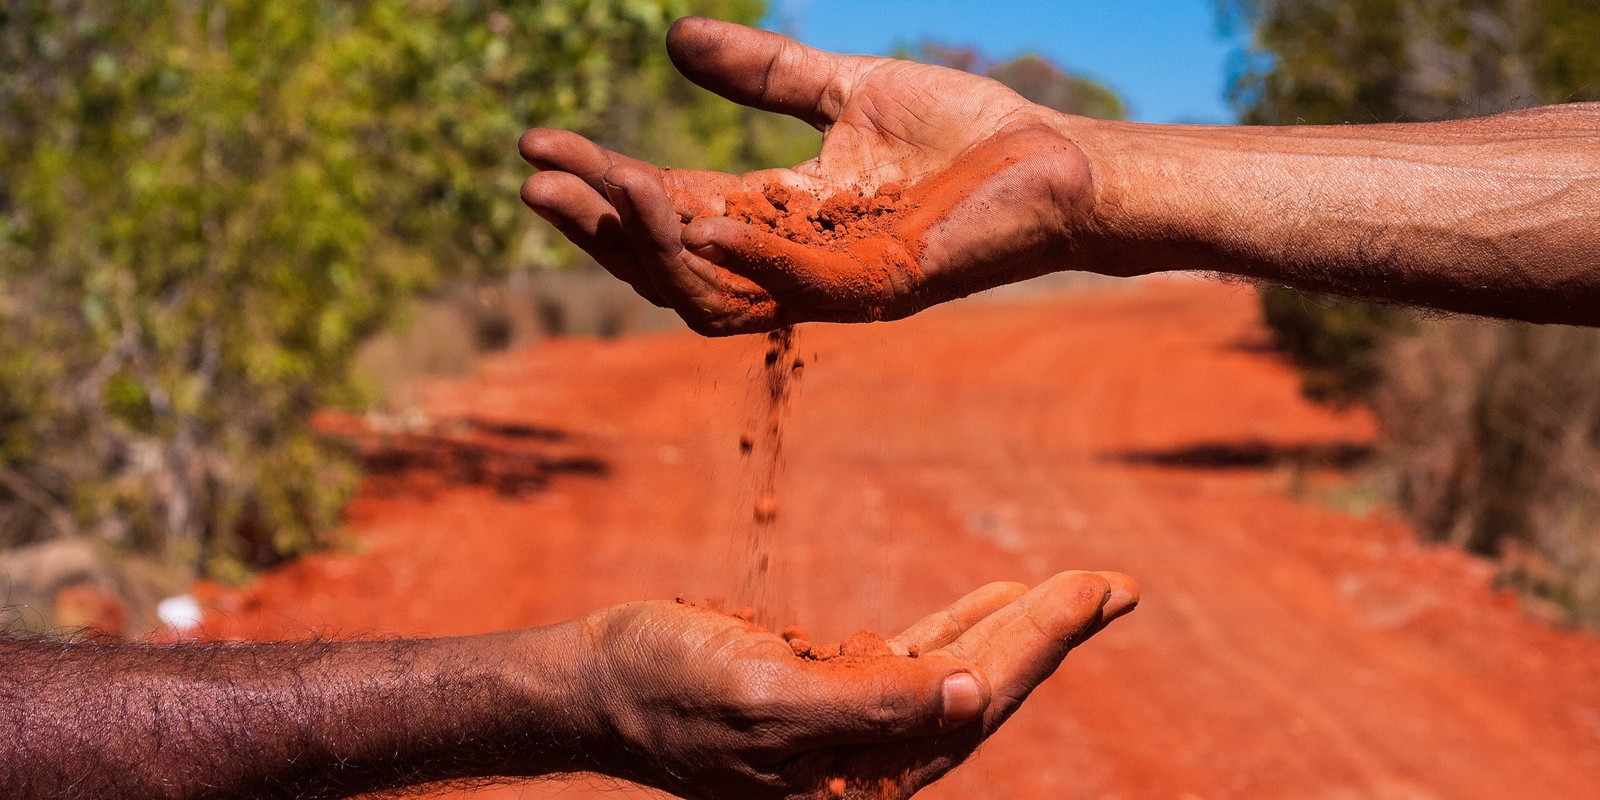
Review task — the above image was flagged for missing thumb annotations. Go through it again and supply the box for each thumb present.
[666,16,867,128]
[781,655,990,750]
[940,571,1116,730]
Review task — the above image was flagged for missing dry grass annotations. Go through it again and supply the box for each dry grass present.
[1374,319,1600,624]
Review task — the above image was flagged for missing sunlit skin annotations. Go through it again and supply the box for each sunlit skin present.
[522,17,1600,334]
[1,571,1136,799]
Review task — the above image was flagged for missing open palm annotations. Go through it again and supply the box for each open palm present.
[520,17,1097,335]
[578,571,1137,799]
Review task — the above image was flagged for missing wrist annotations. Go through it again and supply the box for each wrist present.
[1026,110,1153,279]
[1044,111,1199,279]
[489,621,610,777]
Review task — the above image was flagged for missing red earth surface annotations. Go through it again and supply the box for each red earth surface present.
[202,277,1600,799]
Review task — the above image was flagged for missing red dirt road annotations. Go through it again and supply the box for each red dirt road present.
[210,278,1600,799]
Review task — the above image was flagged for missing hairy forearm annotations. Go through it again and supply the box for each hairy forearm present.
[1067,103,1600,324]
[1,626,596,799]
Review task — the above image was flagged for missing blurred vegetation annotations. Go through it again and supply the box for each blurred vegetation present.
[1258,290,1414,406]
[1226,0,1600,623]
[0,0,817,586]
[900,42,1127,120]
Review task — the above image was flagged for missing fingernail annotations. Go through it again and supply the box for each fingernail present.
[1098,572,1140,620]
[941,672,982,722]
[603,181,633,224]
[689,242,726,263]
[1104,585,1136,618]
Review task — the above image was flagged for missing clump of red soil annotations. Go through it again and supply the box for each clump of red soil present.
[713,182,924,322]
[678,600,901,664]
[837,628,896,659]
[722,182,909,249]
[780,623,902,663]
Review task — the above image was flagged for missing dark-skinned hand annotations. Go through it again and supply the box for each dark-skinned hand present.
[575,570,1138,799]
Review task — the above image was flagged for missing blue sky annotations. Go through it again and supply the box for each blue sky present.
[762,0,1242,124]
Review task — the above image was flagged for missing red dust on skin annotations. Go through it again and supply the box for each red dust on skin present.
[711,183,920,323]
[721,183,909,251]
[690,137,1031,329]
[783,629,898,664]
[677,603,901,668]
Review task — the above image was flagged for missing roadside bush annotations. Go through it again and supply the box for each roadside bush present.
[1375,323,1600,622]
[1229,0,1600,623]
[1259,288,1413,406]
[0,0,806,589]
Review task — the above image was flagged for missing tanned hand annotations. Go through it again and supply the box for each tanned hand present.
[578,570,1137,799]
[523,18,1600,331]
[0,571,1136,800]
[519,16,1101,335]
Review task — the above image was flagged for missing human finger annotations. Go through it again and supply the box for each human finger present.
[599,162,733,315]
[660,167,747,219]
[768,655,991,751]
[887,581,1030,656]
[1095,571,1140,622]
[938,571,1116,728]
[519,171,667,306]
[681,215,905,321]
[666,16,871,129]
[521,128,700,212]
[519,128,618,191]
[520,128,744,221]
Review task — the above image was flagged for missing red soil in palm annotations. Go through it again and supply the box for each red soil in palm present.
[200,278,1600,799]
[722,182,908,248]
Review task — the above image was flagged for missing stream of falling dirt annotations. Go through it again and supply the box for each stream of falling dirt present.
[735,325,801,619]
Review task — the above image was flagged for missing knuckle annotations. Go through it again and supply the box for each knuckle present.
[860,681,920,737]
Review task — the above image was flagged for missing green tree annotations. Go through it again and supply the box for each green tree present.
[901,42,1127,120]
[1226,0,1600,125]
[0,0,799,583]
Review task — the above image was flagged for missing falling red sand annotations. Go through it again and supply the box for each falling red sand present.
[198,278,1600,799]
[737,325,801,609]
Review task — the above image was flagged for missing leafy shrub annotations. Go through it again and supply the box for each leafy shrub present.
[1376,322,1600,622]
[1229,0,1600,623]
[0,0,805,583]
